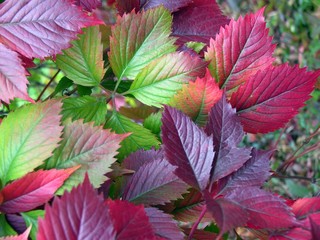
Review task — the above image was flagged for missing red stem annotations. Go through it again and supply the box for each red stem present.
[36,69,60,102]
[188,205,207,240]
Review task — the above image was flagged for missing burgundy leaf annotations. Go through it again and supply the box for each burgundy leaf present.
[143,0,193,12]
[173,0,230,45]
[73,0,102,11]
[182,228,217,240]
[162,106,214,191]
[290,197,320,219]
[0,0,103,59]
[230,64,320,133]
[37,176,115,240]
[116,0,140,15]
[0,227,31,240]
[205,94,251,182]
[145,207,184,240]
[204,7,275,92]
[217,149,272,195]
[0,167,78,214]
[122,159,188,206]
[310,215,320,239]
[0,43,33,104]
[106,199,156,239]
[269,228,311,240]
[226,187,297,229]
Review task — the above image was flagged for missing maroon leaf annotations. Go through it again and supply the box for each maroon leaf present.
[204,8,275,92]
[0,0,103,59]
[182,228,217,240]
[162,106,214,191]
[173,0,230,45]
[122,159,188,205]
[0,227,31,240]
[226,187,297,229]
[310,215,320,239]
[0,167,78,214]
[230,64,320,133]
[73,0,102,11]
[115,0,140,15]
[37,176,115,240]
[217,149,272,195]
[106,199,156,239]
[0,43,33,104]
[145,207,184,240]
[143,0,193,12]
[205,94,251,182]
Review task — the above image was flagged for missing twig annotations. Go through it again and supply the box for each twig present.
[36,69,61,102]
[271,171,316,183]
[188,205,207,240]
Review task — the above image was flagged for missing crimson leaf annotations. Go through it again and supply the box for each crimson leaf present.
[37,176,115,240]
[290,197,320,219]
[230,64,320,133]
[205,94,251,182]
[162,106,214,191]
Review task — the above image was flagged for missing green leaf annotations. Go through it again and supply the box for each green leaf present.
[185,41,206,53]
[127,52,207,107]
[56,26,105,86]
[62,96,107,126]
[104,112,160,161]
[45,120,126,193]
[21,210,44,240]
[108,6,176,80]
[143,112,162,137]
[51,77,73,97]
[77,85,93,96]
[0,100,63,185]
[101,80,132,94]
[0,214,16,237]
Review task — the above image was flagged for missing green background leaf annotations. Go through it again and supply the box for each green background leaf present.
[21,210,45,240]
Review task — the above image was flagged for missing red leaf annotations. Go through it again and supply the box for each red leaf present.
[0,167,78,214]
[106,199,156,239]
[173,0,230,45]
[145,207,184,240]
[170,69,223,126]
[73,0,102,11]
[0,43,33,104]
[162,106,214,191]
[0,227,31,240]
[205,95,251,182]
[310,215,320,239]
[230,64,320,133]
[269,228,311,240]
[37,176,115,240]
[182,228,217,240]
[116,0,140,15]
[143,0,192,12]
[205,8,275,92]
[0,0,103,59]
[290,197,320,219]
[122,159,188,205]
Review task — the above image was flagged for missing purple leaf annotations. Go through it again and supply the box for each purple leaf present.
[145,207,184,240]
[73,0,102,11]
[143,0,192,12]
[37,176,115,240]
[122,159,188,205]
[162,106,214,191]
[205,94,251,182]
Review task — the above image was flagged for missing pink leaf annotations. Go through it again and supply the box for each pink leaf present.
[0,43,33,104]
[0,167,78,214]
[310,215,320,239]
[230,64,320,133]
[145,207,184,240]
[0,227,31,240]
[122,159,188,205]
[170,69,223,126]
[73,0,102,11]
[106,199,156,239]
[0,0,103,59]
[37,176,115,240]
[269,228,311,240]
[205,8,275,92]
[162,106,215,191]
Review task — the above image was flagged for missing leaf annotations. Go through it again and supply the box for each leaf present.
[225,187,297,229]
[0,43,33,104]
[269,228,311,240]
[104,111,160,161]
[73,0,102,12]
[0,215,16,237]
[162,106,214,191]
[61,96,107,126]
[230,64,320,133]
[0,167,78,214]
[310,215,320,239]
[45,120,126,192]
[143,0,192,12]
[143,112,162,136]
[145,207,184,240]
[290,197,320,219]
[50,77,73,98]
[122,159,188,205]
[128,51,207,107]
[182,228,217,240]
[0,227,31,240]
[205,95,251,182]
[0,100,63,185]
[37,176,115,240]
[56,26,105,87]
[119,105,155,120]
[115,0,140,15]
[21,210,45,240]
[109,6,176,80]
[172,0,230,45]
[204,8,275,92]
[0,0,103,59]
[106,199,155,239]
[170,69,222,126]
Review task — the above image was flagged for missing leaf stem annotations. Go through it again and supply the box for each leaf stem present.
[36,69,61,102]
[271,171,317,183]
[188,205,207,240]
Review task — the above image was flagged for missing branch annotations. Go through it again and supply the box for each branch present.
[36,69,61,101]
